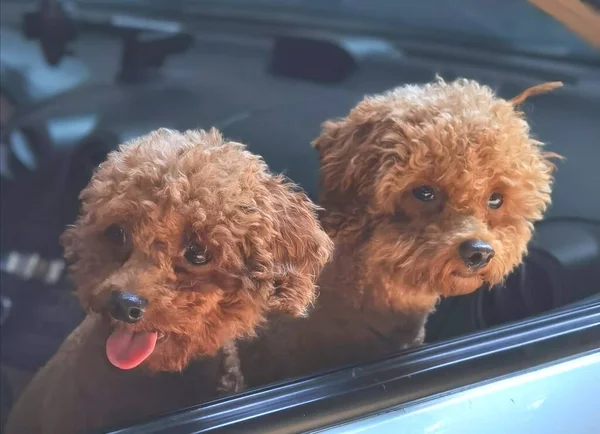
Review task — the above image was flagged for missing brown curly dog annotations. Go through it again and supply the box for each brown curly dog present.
[239,78,562,386]
[5,128,332,434]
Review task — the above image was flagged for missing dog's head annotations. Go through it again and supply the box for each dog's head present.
[61,128,332,372]
[314,78,561,297]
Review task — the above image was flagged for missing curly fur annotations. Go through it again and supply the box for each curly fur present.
[239,78,562,386]
[5,128,332,434]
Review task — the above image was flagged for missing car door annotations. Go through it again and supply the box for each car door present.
[105,299,600,433]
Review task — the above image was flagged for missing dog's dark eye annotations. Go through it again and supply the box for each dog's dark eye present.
[488,193,504,210]
[184,243,211,265]
[412,185,436,202]
[104,225,126,246]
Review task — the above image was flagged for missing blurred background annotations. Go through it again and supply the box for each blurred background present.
[1,0,599,428]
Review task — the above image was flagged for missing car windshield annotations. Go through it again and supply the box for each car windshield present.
[78,0,600,59]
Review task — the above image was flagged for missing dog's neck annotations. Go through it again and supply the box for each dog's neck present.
[321,236,438,312]
[317,230,438,348]
[319,202,436,305]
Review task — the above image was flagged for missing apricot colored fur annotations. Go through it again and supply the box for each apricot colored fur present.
[239,78,561,386]
[5,128,332,434]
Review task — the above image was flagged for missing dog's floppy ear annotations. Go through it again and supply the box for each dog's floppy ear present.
[312,106,387,204]
[253,177,333,317]
[312,118,360,197]
[510,81,563,106]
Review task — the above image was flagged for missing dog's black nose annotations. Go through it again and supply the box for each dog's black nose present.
[459,240,494,270]
[109,291,147,323]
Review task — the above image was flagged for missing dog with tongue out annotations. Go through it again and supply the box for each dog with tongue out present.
[5,128,333,434]
[105,291,158,370]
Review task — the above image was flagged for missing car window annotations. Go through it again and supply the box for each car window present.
[1,0,598,433]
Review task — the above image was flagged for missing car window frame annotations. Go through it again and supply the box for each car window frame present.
[104,299,600,434]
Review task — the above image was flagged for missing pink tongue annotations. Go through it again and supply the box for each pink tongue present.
[106,328,158,370]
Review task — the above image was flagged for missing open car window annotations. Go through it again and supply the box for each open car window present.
[107,299,600,433]
[1,1,599,433]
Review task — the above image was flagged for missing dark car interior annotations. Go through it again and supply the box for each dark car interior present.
[1,0,599,432]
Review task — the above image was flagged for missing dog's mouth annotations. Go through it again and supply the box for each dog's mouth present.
[105,327,169,370]
[450,271,484,284]
[451,271,479,279]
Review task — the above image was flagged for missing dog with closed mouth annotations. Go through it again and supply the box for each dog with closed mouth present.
[5,128,332,434]
[238,78,562,386]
